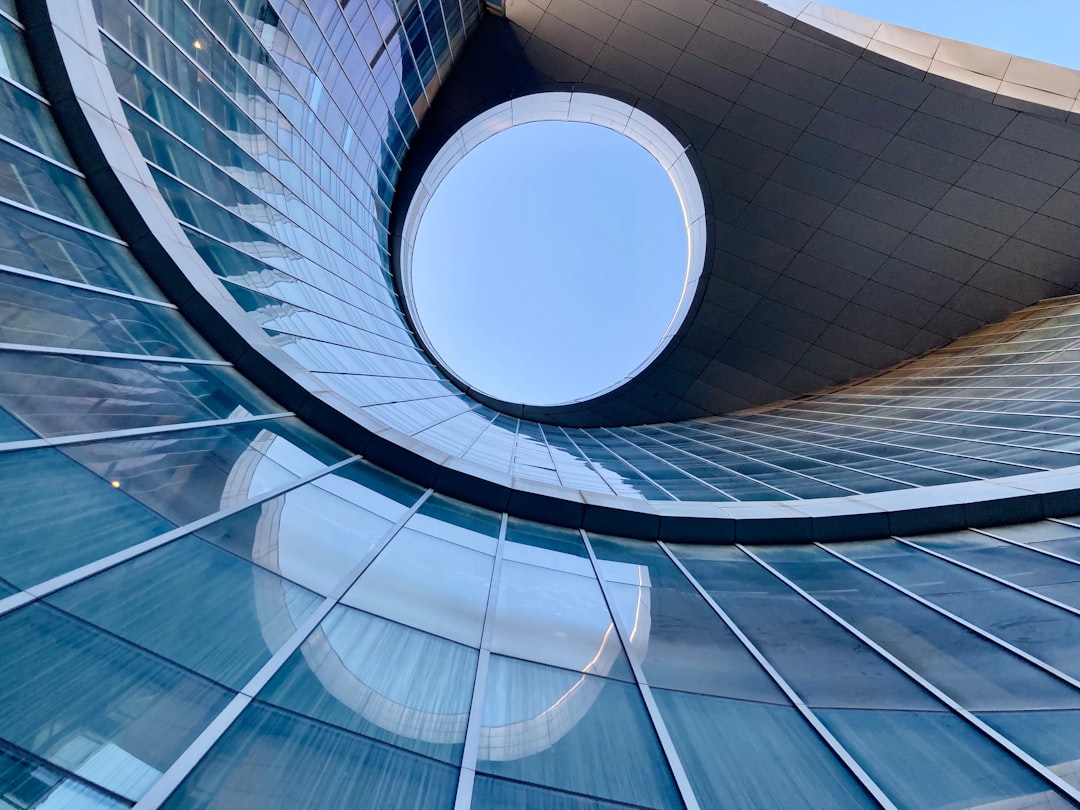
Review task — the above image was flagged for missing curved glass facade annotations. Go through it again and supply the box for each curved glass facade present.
[1,0,1080,807]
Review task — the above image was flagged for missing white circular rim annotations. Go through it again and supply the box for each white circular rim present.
[400,91,708,408]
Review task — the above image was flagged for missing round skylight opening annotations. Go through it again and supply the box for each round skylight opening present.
[401,92,706,407]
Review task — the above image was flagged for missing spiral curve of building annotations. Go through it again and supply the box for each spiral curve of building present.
[2,0,1080,806]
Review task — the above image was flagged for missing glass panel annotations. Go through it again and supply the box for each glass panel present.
[260,605,475,764]
[0,447,174,589]
[652,689,876,809]
[504,517,591,575]
[471,775,645,809]
[0,15,41,92]
[0,742,129,810]
[489,559,632,681]
[670,545,937,710]
[982,710,1080,790]
[756,544,1080,712]
[0,350,281,437]
[478,655,681,809]
[0,604,231,801]
[197,461,418,595]
[57,419,343,527]
[905,529,1080,609]
[0,139,112,232]
[834,539,1080,683]
[991,520,1080,561]
[160,702,458,810]
[818,708,1068,810]
[588,534,785,703]
[47,536,321,690]
[343,520,493,646]
[0,81,73,163]
[0,205,163,298]
[0,272,215,358]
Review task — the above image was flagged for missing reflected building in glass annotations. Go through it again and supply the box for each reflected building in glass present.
[2,0,1080,807]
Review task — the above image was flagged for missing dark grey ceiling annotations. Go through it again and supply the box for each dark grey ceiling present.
[390,0,1080,427]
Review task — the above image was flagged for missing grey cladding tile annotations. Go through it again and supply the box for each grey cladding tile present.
[769,30,855,82]
[754,56,836,106]
[738,81,819,129]
[790,132,874,180]
[621,1,697,48]
[802,230,888,277]
[672,51,749,102]
[873,258,962,305]
[700,4,782,54]
[914,210,1010,260]
[935,187,1031,235]
[840,184,928,231]
[860,159,950,208]
[607,21,681,72]
[754,180,836,228]
[899,113,995,160]
[640,0,712,26]
[545,0,618,39]
[1041,189,1080,227]
[657,75,732,125]
[736,203,815,250]
[918,86,1017,135]
[592,44,665,93]
[1015,214,1080,259]
[706,127,784,174]
[842,60,933,110]
[979,139,1080,186]
[823,207,907,253]
[957,163,1056,210]
[808,109,893,157]
[721,104,802,152]
[533,12,604,63]
[773,155,856,203]
[786,253,865,298]
[685,26,766,78]
[992,239,1080,288]
[825,85,912,132]
[851,280,940,327]
[893,234,985,282]
[879,136,972,184]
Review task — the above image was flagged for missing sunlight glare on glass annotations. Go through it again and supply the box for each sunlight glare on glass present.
[410,120,689,406]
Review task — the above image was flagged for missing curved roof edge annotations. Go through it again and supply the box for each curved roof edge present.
[25,0,1080,543]
[758,0,1080,115]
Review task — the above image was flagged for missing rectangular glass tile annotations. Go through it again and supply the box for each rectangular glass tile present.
[0,603,232,801]
[478,655,681,809]
[160,702,458,810]
[0,447,174,588]
[260,605,476,764]
[653,689,876,809]
[47,535,321,690]
[0,741,129,810]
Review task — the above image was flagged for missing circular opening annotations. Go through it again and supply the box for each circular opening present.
[401,92,706,408]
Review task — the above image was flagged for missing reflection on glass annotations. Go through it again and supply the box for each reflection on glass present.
[478,655,681,809]
[198,461,418,594]
[0,447,174,589]
[589,534,785,703]
[489,559,632,681]
[261,605,476,764]
[0,742,129,810]
[0,604,231,801]
[47,536,321,690]
[343,524,493,646]
[161,702,458,810]
[819,708,1067,810]
[653,689,876,809]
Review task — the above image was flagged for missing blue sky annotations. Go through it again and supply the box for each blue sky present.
[411,121,686,405]
[412,2,1079,406]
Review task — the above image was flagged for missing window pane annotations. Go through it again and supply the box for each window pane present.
[160,703,458,810]
[260,605,476,764]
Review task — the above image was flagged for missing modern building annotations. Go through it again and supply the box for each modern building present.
[2,0,1080,806]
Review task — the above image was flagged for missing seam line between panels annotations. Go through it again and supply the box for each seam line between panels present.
[0,264,175,306]
[0,412,294,455]
[972,526,1080,567]
[816,542,1080,691]
[738,544,1080,807]
[129,487,434,810]
[656,542,898,810]
[0,454,361,619]
[894,536,1080,618]
[453,512,507,810]
[581,529,702,810]
[0,343,231,364]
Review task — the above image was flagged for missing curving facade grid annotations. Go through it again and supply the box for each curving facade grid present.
[2,0,1080,807]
